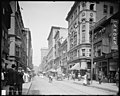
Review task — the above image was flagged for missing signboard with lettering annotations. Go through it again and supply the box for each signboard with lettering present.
[111,19,118,50]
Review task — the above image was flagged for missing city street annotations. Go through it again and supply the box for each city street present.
[26,76,118,95]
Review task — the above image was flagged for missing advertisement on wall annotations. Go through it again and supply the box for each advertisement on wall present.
[111,19,118,50]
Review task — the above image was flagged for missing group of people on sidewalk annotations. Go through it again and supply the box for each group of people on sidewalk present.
[1,59,32,95]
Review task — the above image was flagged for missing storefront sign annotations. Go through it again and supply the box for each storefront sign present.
[111,19,118,50]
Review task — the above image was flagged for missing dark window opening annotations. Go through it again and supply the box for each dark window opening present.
[110,6,114,14]
[89,18,93,24]
[103,5,108,13]
[90,4,94,10]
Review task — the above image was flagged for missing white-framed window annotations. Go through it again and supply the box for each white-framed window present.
[82,33,85,43]
[82,49,85,56]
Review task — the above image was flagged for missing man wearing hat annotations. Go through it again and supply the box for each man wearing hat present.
[6,64,17,95]
[15,67,24,95]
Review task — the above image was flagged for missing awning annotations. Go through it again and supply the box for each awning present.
[48,68,57,72]
[70,63,80,70]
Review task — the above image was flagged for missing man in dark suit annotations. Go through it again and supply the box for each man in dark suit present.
[6,64,17,95]
[15,67,24,95]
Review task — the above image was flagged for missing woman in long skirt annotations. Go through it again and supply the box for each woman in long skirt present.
[83,72,87,86]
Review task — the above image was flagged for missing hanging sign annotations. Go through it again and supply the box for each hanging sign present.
[111,19,118,50]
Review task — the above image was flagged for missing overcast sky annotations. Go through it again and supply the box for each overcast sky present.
[19,1,74,67]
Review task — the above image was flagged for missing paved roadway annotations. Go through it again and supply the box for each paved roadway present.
[27,76,117,95]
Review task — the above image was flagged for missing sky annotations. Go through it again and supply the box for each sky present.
[19,1,74,67]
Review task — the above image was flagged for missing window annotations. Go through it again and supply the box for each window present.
[82,33,85,42]
[90,4,94,10]
[82,12,85,17]
[82,30,85,33]
[90,13,93,17]
[82,2,86,8]
[82,49,85,56]
[82,24,86,30]
[103,5,108,13]
[97,49,101,56]
[81,18,86,23]
[110,6,113,14]
[89,18,94,24]
[89,49,91,56]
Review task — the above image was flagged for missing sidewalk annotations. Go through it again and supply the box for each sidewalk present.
[22,81,32,95]
[64,78,119,93]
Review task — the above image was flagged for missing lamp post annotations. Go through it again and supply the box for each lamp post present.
[91,25,94,84]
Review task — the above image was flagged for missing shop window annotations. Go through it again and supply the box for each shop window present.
[103,5,108,13]
[110,6,114,14]
[90,4,94,10]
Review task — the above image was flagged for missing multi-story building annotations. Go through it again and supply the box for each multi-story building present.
[59,38,68,75]
[89,12,119,81]
[41,48,49,63]
[25,28,33,70]
[65,1,119,76]
[46,26,62,71]
[1,1,12,66]
[38,48,48,72]
[54,27,68,70]
[8,1,27,70]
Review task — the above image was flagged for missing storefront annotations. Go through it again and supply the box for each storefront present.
[94,51,118,82]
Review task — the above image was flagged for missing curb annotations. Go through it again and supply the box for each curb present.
[27,82,32,95]
[22,82,32,95]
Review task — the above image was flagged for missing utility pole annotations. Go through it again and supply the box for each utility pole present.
[91,26,94,84]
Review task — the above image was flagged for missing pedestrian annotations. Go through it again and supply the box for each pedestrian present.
[72,73,75,81]
[115,68,119,87]
[107,72,111,83]
[83,72,88,86]
[15,67,24,95]
[98,70,103,84]
[49,74,53,83]
[6,64,17,95]
[23,71,30,83]
[78,73,81,81]
[67,73,70,80]
[87,72,91,85]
